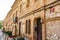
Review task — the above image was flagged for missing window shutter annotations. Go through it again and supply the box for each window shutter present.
[26,20,27,33]
[19,22,21,36]
[28,19,31,34]
[26,19,31,34]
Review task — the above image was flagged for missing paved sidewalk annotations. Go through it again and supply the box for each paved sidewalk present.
[0,29,5,40]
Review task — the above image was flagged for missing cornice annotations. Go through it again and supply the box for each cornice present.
[46,17,60,22]
[4,0,19,21]
[11,0,18,8]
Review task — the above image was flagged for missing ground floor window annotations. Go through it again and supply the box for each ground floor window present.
[26,19,31,34]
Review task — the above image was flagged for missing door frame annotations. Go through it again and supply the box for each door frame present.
[34,17,42,40]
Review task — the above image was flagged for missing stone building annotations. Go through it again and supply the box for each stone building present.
[2,0,60,40]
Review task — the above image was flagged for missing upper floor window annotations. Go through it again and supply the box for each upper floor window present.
[6,24,7,26]
[20,4,22,13]
[16,11,17,16]
[34,0,37,2]
[26,20,27,33]
[26,0,30,8]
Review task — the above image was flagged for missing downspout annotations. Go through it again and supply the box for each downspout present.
[44,0,46,40]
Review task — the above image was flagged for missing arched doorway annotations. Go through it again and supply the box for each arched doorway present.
[34,17,42,40]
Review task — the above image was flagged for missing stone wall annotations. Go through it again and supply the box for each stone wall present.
[46,20,60,40]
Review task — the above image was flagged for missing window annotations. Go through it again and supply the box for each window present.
[16,11,17,16]
[20,4,22,13]
[6,24,7,26]
[26,20,27,33]
[26,0,30,7]
[27,19,31,34]
[26,19,31,34]
[34,0,37,2]
[19,22,21,36]
[13,14,14,22]
[15,25,16,35]
[15,25,18,35]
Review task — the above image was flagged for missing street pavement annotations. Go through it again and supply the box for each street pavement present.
[0,29,5,40]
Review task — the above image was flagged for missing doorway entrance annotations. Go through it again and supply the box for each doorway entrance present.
[34,18,42,40]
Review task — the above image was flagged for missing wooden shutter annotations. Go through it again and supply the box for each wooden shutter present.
[26,20,27,33]
[19,22,21,36]
[26,19,31,34]
[28,19,31,34]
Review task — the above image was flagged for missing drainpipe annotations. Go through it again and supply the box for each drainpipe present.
[44,0,46,40]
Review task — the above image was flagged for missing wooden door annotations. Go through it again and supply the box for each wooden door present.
[34,18,42,40]
[37,18,42,40]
